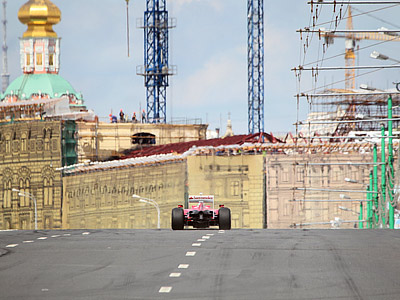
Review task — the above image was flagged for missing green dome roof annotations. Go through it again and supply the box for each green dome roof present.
[1,73,83,101]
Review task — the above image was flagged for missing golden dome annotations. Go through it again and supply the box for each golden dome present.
[18,0,61,38]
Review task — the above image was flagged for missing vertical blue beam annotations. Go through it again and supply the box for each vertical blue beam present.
[144,0,170,123]
[247,0,264,134]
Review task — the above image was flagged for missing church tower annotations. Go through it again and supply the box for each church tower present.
[18,0,61,74]
[1,0,84,110]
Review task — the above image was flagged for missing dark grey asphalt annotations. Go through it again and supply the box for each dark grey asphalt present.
[0,229,400,300]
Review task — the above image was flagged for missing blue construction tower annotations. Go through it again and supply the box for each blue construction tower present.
[247,0,264,134]
[138,0,175,123]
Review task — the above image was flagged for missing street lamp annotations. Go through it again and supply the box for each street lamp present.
[12,188,37,230]
[339,206,360,215]
[133,194,160,229]
[370,51,400,63]
[344,177,358,184]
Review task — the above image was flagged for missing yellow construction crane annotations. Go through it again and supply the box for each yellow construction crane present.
[322,6,400,91]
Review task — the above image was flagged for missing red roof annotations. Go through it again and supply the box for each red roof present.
[121,132,282,159]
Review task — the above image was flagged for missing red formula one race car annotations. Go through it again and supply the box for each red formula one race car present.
[171,195,231,230]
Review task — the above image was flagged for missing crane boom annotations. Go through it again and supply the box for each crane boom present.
[321,6,400,90]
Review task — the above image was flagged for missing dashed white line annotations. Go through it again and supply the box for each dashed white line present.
[202,236,210,239]
[51,235,60,238]
[186,251,196,256]
[6,244,18,248]
[206,233,214,236]
[37,237,48,240]
[197,239,206,242]
[219,230,225,233]
[169,272,181,278]
[63,234,71,236]
[192,243,201,247]
[178,264,189,269]
[23,240,34,243]
[82,232,90,235]
[159,286,172,293]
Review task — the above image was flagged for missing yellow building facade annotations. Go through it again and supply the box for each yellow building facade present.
[0,121,63,230]
[76,121,208,161]
[62,159,187,229]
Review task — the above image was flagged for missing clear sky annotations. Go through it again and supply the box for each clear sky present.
[4,1,400,135]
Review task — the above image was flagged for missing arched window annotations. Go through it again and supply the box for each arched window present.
[44,178,53,206]
[5,135,10,153]
[21,133,27,152]
[3,180,12,208]
[131,132,156,145]
[18,179,30,207]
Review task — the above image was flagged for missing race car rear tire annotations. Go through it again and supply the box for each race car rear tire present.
[218,207,231,230]
[171,208,184,230]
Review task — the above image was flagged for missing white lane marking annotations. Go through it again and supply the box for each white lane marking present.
[192,243,201,247]
[63,234,71,236]
[37,237,47,240]
[159,286,172,293]
[82,232,90,235]
[206,234,214,236]
[186,251,196,256]
[219,230,225,233]
[178,264,189,269]
[23,240,34,243]
[202,236,210,239]
[169,273,181,278]
[41,289,49,292]
[6,244,18,248]
[197,239,206,242]
[51,235,60,238]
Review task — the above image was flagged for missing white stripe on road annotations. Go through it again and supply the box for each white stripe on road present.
[51,235,60,238]
[63,234,71,236]
[186,251,196,256]
[219,230,225,233]
[192,243,201,247]
[178,264,189,269]
[206,234,214,236]
[82,232,90,235]
[169,273,181,278]
[6,244,18,248]
[197,239,206,242]
[159,286,172,293]
[202,236,210,239]
[37,237,47,240]
[23,240,34,243]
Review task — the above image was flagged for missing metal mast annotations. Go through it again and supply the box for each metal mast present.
[247,0,264,134]
[1,0,9,94]
[138,0,175,123]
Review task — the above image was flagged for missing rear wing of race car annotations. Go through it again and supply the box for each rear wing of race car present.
[188,195,215,210]
[188,195,214,203]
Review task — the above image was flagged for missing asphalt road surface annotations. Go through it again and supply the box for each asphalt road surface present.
[0,229,400,300]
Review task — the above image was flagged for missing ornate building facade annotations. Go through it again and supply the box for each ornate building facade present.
[0,120,63,229]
